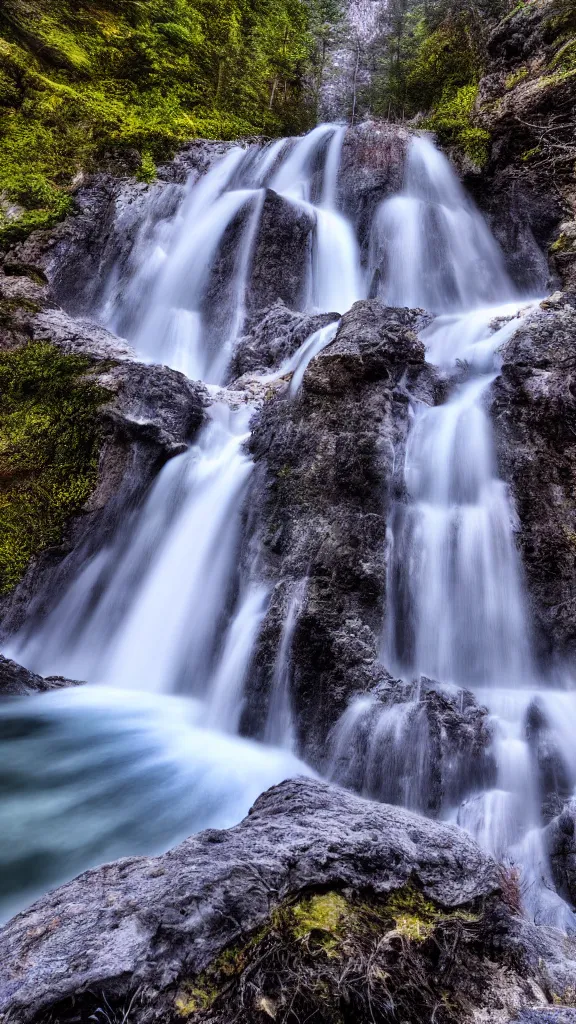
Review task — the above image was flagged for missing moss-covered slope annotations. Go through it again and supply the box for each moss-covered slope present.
[0,339,109,593]
[0,0,313,246]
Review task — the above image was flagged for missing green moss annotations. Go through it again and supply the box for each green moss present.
[0,0,315,248]
[506,66,528,89]
[423,84,491,166]
[501,1,528,24]
[292,892,348,955]
[0,341,110,593]
[174,884,483,1019]
[548,36,576,73]
[551,232,569,253]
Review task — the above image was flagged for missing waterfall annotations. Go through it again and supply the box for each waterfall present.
[3,125,575,932]
[0,125,358,916]
[334,135,575,930]
[263,580,307,749]
[100,122,361,382]
[369,134,512,312]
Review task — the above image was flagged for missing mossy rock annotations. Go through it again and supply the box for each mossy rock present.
[174,883,485,1024]
[0,340,110,593]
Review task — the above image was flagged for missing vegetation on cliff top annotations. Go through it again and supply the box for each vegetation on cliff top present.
[0,340,109,593]
[359,0,506,165]
[0,0,319,246]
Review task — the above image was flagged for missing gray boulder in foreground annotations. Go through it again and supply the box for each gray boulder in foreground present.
[1,777,576,1024]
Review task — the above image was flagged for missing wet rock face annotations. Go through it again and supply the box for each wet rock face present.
[0,655,82,696]
[526,699,574,822]
[490,295,576,663]
[468,173,562,296]
[244,301,437,760]
[1,775,573,1024]
[339,121,410,261]
[330,678,496,817]
[0,269,208,638]
[229,301,339,379]
[546,804,576,909]
[201,191,317,354]
[246,189,315,314]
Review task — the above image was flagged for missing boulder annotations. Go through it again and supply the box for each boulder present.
[245,188,316,315]
[329,677,496,816]
[1,776,575,1024]
[0,654,82,696]
[339,121,411,262]
[228,300,339,379]
[243,301,438,760]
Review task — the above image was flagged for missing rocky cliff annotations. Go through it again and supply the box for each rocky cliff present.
[468,0,576,294]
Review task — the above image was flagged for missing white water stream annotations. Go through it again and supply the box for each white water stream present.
[2,128,575,931]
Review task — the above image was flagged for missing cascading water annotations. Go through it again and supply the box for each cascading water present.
[100,123,362,383]
[333,134,576,930]
[2,125,575,934]
[0,125,358,918]
[2,404,311,918]
[369,134,511,312]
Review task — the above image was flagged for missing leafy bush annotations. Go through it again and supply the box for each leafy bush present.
[423,83,490,165]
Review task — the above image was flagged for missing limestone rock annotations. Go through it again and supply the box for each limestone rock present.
[229,301,339,380]
[243,301,437,760]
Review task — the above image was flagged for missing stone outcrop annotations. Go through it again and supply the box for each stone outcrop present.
[490,293,576,663]
[0,654,82,696]
[329,677,496,816]
[1,140,239,317]
[202,192,317,352]
[0,268,208,637]
[229,301,339,379]
[468,0,576,293]
[545,803,576,909]
[1,776,575,1024]
[339,121,410,260]
[242,300,437,761]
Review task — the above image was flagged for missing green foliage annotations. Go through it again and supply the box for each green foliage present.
[0,341,109,593]
[423,83,490,165]
[368,0,506,120]
[174,884,484,1023]
[137,150,156,184]
[0,0,314,246]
